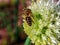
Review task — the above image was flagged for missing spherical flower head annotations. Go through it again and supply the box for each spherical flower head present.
[23,0,60,45]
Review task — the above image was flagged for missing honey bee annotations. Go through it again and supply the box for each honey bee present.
[23,8,33,26]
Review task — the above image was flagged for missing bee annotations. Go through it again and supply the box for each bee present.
[23,8,33,26]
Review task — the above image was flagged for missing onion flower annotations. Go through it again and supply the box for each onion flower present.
[23,0,60,45]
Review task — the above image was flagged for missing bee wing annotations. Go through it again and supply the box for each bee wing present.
[31,15,35,23]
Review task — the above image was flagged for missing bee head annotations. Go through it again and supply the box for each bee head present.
[23,8,32,16]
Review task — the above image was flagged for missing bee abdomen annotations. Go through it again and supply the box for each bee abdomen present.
[26,17,32,26]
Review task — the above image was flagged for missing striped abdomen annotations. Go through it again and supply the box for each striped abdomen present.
[26,17,32,26]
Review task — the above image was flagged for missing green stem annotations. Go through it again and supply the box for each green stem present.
[13,0,19,41]
[24,37,31,45]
